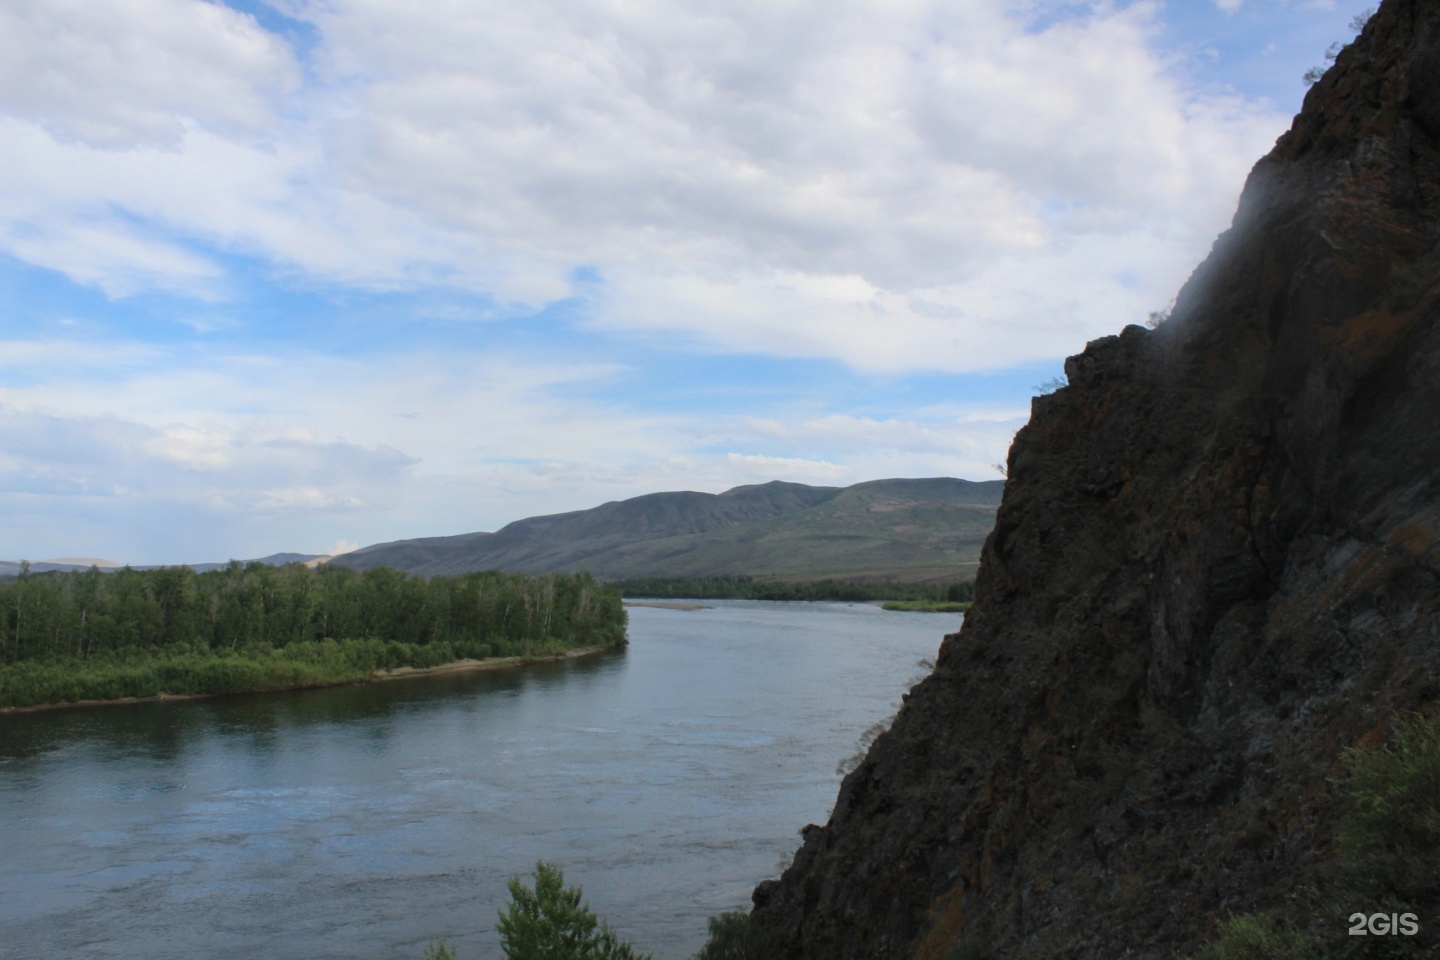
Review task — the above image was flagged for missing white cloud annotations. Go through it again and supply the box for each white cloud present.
[1214,0,1246,13]
[0,0,1286,368]
[1,212,227,299]
[0,333,1026,560]
[725,453,849,483]
[0,402,413,503]
[731,410,1025,482]
[0,0,1300,561]
[0,338,160,370]
[0,398,419,562]
[0,0,299,147]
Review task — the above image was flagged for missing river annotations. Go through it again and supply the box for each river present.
[0,600,959,960]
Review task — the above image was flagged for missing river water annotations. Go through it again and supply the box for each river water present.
[0,601,958,960]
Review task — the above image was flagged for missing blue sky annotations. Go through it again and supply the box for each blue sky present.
[1,0,1370,564]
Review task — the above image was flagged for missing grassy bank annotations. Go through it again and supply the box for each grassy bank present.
[0,636,612,711]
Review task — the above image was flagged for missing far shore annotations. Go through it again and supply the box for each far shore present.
[1,645,612,716]
[623,600,712,610]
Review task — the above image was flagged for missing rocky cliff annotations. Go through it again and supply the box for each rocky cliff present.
[750,2,1440,956]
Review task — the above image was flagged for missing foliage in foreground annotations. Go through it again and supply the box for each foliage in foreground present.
[690,911,783,960]
[497,862,649,960]
[423,866,791,960]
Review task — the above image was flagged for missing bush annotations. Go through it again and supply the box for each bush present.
[1185,711,1440,960]
[691,911,783,960]
[1335,713,1440,902]
[497,862,649,960]
[1188,915,1307,960]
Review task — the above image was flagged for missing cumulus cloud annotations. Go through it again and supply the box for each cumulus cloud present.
[0,338,678,558]
[0,403,413,506]
[0,0,299,147]
[729,409,1026,484]
[724,453,849,483]
[0,328,1029,559]
[0,1,1300,560]
[0,0,1286,368]
[0,398,419,562]
[292,0,1282,366]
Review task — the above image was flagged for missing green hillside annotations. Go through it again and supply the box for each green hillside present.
[332,477,1002,583]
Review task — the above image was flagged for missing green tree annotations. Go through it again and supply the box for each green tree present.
[691,912,782,960]
[423,939,458,960]
[497,862,649,960]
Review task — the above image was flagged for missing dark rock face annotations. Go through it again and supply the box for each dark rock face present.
[750,3,1440,957]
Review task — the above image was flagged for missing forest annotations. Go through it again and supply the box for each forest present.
[0,562,626,709]
[614,575,975,603]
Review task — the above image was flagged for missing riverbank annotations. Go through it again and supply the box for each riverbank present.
[0,644,614,714]
[371,646,608,681]
[612,575,975,604]
[1,600,951,960]
[622,600,712,610]
[880,600,971,613]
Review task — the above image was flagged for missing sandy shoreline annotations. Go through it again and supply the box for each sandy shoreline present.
[1,645,612,715]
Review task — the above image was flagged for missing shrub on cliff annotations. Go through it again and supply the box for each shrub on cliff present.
[1335,712,1440,905]
[1187,711,1440,959]
[1189,915,1308,960]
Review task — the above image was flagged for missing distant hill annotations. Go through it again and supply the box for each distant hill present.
[0,558,123,576]
[331,477,1003,582]
[0,553,331,577]
[177,552,333,573]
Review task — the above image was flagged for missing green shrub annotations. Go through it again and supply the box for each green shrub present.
[497,861,649,960]
[1335,713,1440,902]
[1186,711,1440,960]
[1188,915,1308,960]
[690,911,783,960]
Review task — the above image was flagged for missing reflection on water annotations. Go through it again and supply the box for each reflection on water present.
[0,601,957,960]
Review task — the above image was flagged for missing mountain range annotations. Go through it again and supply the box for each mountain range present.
[331,477,1003,582]
[0,552,331,578]
[4,477,1001,583]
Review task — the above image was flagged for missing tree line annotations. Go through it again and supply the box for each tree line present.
[0,562,625,708]
[613,575,974,603]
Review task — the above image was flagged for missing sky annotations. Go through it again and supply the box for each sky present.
[1,0,1372,565]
